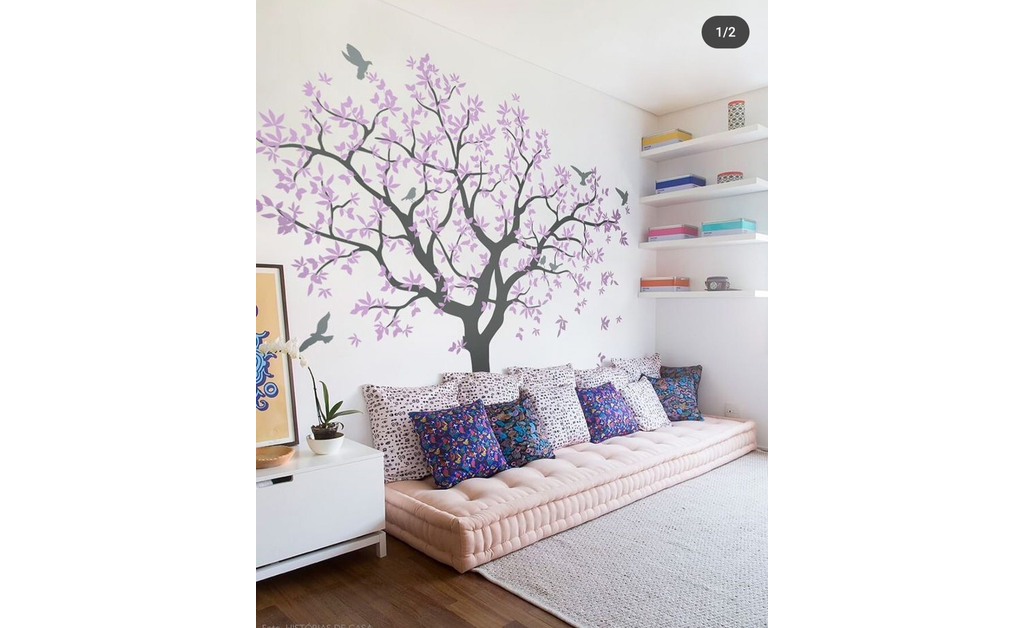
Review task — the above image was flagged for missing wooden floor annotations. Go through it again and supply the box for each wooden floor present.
[256,536,573,628]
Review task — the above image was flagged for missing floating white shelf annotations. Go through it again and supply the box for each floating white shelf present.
[639,290,768,299]
[638,233,768,250]
[639,124,768,162]
[640,178,768,207]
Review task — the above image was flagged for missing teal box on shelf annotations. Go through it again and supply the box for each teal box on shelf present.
[701,218,756,236]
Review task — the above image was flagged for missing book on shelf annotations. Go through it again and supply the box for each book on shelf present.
[648,234,697,242]
[648,224,698,239]
[655,174,706,193]
[640,286,691,292]
[640,277,690,288]
[700,229,757,237]
[641,129,693,149]
[700,218,756,237]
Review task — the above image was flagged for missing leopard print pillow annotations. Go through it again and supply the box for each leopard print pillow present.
[441,371,523,405]
[363,381,458,482]
[620,379,670,431]
[506,363,574,388]
[611,353,661,381]
[521,381,590,449]
[574,366,633,390]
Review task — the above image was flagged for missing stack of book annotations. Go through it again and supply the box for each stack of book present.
[647,224,698,242]
[701,218,757,237]
[641,129,693,151]
[655,174,706,194]
[640,277,691,292]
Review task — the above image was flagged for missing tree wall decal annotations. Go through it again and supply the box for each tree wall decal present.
[256,51,628,372]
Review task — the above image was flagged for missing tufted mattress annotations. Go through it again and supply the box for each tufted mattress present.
[384,415,757,572]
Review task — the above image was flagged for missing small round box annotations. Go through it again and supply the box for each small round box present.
[705,276,730,291]
[717,171,743,184]
[728,100,746,130]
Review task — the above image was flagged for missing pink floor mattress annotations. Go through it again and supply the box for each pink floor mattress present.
[384,415,757,572]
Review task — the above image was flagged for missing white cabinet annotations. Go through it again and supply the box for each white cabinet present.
[256,440,386,581]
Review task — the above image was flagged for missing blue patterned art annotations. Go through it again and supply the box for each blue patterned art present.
[255,311,279,411]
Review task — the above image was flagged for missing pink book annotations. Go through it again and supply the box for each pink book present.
[649,224,698,237]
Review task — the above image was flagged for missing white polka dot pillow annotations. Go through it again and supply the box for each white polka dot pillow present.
[620,378,670,431]
[363,381,458,482]
[506,363,574,388]
[574,366,633,390]
[611,353,661,381]
[441,371,523,405]
[520,381,590,450]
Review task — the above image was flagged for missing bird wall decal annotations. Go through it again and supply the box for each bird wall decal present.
[342,44,373,80]
[300,312,334,352]
[571,166,594,185]
[402,187,417,201]
[615,188,628,206]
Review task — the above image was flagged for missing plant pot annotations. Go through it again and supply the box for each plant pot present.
[310,425,340,440]
[307,434,345,455]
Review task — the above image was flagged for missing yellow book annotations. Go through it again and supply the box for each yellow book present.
[641,129,693,147]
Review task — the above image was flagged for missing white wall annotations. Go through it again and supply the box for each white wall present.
[651,87,769,448]
[256,0,658,446]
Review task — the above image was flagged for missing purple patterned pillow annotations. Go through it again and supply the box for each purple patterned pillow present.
[660,365,702,400]
[576,382,640,443]
[484,397,554,468]
[409,400,509,489]
[646,375,703,422]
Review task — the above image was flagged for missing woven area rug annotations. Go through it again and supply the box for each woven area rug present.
[473,450,767,628]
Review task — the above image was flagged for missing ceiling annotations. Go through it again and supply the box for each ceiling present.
[377,0,769,116]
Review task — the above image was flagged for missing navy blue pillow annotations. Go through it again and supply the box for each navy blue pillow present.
[576,382,640,442]
[484,397,554,468]
[409,400,509,489]
[646,375,703,421]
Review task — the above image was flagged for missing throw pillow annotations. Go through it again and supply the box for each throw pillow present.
[484,397,554,468]
[441,371,522,405]
[574,366,633,390]
[611,353,661,381]
[620,379,671,431]
[576,382,640,442]
[660,365,703,400]
[521,381,591,449]
[506,363,574,388]
[409,400,509,489]
[645,375,704,422]
[363,381,458,482]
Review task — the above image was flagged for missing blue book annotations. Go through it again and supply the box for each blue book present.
[656,174,706,189]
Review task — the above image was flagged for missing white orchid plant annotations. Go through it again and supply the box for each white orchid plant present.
[258,337,360,436]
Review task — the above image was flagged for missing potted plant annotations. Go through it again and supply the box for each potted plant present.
[259,337,361,455]
[308,371,361,441]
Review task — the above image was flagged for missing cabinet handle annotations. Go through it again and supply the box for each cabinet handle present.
[256,475,293,488]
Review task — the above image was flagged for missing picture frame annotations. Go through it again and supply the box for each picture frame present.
[256,264,299,447]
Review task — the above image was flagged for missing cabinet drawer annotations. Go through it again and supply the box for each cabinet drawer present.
[256,456,384,568]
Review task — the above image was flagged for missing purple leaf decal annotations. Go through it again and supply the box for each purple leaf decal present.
[349,334,361,347]
[555,316,568,337]
[600,316,609,331]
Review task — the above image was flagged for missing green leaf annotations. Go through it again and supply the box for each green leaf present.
[328,400,344,418]
[321,381,330,415]
[335,409,362,416]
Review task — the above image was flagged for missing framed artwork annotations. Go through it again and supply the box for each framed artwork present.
[256,264,299,447]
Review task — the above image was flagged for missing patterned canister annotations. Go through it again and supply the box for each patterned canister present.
[728,100,746,130]
[717,171,744,184]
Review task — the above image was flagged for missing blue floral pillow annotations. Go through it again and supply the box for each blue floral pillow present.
[484,397,554,468]
[646,375,703,421]
[660,365,702,400]
[576,382,640,443]
[409,399,509,489]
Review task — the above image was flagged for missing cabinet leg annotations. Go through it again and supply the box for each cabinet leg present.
[375,531,387,558]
